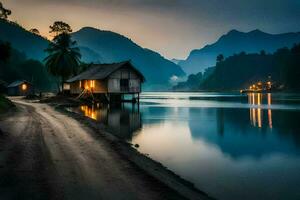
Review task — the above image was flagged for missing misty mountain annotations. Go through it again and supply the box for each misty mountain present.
[71,27,185,88]
[0,20,185,89]
[179,29,300,74]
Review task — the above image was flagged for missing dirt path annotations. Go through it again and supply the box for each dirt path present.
[0,98,188,200]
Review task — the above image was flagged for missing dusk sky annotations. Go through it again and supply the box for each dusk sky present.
[4,0,300,59]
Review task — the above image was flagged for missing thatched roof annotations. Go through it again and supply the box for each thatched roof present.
[7,80,32,88]
[66,61,145,83]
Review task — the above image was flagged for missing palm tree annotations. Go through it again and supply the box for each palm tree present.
[44,33,81,92]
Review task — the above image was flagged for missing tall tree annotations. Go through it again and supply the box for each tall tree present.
[0,2,11,20]
[0,41,11,62]
[29,28,40,35]
[216,54,224,63]
[44,33,81,92]
[49,21,72,37]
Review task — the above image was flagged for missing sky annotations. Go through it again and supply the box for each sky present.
[3,0,300,59]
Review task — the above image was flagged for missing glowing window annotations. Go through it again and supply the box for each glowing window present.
[22,84,27,90]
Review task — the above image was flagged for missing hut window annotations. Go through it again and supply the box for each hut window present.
[21,83,27,91]
[90,80,95,88]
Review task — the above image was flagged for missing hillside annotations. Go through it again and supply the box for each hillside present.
[179,29,300,74]
[174,44,300,91]
[0,20,185,89]
[0,19,49,60]
[72,27,185,88]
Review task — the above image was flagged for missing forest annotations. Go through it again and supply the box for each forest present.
[174,44,300,91]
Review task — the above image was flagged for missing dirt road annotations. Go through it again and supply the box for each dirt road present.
[0,99,188,200]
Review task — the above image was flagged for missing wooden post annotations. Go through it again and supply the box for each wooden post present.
[137,93,140,112]
[132,94,135,104]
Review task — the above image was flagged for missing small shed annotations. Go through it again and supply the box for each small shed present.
[7,80,33,96]
[65,61,145,101]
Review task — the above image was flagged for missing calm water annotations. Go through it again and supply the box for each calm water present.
[71,92,300,200]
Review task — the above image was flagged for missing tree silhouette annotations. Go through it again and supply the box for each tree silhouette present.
[49,21,72,37]
[44,33,81,92]
[0,41,11,62]
[29,28,40,35]
[260,50,266,56]
[0,2,11,20]
[216,54,224,63]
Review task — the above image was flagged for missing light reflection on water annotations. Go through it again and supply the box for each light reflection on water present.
[71,92,300,200]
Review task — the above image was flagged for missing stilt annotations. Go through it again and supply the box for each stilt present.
[137,93,140,112]
[132,94,135,104]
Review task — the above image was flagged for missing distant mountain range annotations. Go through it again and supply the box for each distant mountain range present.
[0,20,185,90]
[179,29,300,75]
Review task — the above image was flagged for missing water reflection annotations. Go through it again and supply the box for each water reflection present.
[248,93,274,128]
[75,104,141,140]
[70,92,300,200]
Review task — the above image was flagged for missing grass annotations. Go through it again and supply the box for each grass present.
[0,94,14,112]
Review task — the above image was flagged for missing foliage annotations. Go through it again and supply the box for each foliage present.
[44,32,81,91]
[29,28,40,35]
[173,72,203,90]
[0,94,14,112]
[78,62,93,74]
[0,41,11,62]
[0,40,55,91]
[49,21,72,37]
[173,67,215,91]
[0,2,11,20]
[200,44,300,91]
[216,54,224,63]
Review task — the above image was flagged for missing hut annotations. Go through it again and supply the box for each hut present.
[65,61,145,102]
[7,80,34,96]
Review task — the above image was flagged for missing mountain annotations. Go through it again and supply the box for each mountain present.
[0,20,185,90]
[71,27,185,89]
[0,19,49,60]
[179,29,300,74]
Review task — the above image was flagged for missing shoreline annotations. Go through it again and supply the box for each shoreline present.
[54,102,214,200]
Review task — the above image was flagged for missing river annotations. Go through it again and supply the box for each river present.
[71,92,300,200]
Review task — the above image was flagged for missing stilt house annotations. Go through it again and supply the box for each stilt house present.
[65,61,145,102]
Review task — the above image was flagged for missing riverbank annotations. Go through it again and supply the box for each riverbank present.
[0,97,213,200]
[57,106,213,200]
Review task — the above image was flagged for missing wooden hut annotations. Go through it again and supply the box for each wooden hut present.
[65,61,145,102]
[7,80,33,96]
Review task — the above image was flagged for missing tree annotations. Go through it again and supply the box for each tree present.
[29,28,40,35]
[44,33,81,92]
[0,2,11,20]
[49,21,72,37]
[0,41,11,62]
[216,54,224,63]
[291,43,300,54]
[260,50,266,56]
